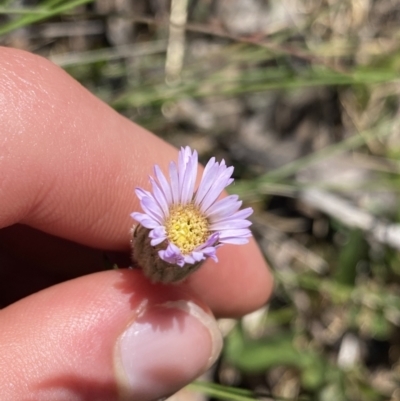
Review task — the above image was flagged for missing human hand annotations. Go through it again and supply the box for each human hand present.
[0,47,273,401]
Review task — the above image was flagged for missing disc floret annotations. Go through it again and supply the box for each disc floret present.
[165,203,210,255]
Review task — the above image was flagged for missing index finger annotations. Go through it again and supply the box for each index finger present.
[0,47,273,316]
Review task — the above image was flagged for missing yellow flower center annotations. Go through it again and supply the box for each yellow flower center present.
[165,203,210,255]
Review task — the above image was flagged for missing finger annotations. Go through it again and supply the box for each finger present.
[0,46,176,247]
[0,225,105,278]
[0,224,106,306]
[185,240,273,317]
[0,47,273,315]
[0,269,222,401]
[0,225,272,316]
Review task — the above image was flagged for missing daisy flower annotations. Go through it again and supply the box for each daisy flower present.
[131,146,253,282]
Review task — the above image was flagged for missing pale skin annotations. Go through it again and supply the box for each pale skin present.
[0,47,273,401]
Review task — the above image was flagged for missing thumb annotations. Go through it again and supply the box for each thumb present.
[0,269,222,401]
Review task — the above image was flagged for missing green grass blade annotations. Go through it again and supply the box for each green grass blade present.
[231,119,394,197]
[189,382,258,401]
[0,0,95,36]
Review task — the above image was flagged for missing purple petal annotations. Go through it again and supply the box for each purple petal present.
[150,237,166,246]
[139,219,159,229]
[178,146,192,171]
[130,211,144,221]
[169,161,180,204]
[210,219,252,230]
[201,247,218,262]
[229,207,253,220]
[194,157,217,205]
[180,150,198,204]
[150,176,169,217]
[131,212,159,229]
[183,254,196,264]
[190,252,206,262]
[206,195,242,221]
[149,226,167,246]
[141,196,165,224]
[219,228,252,237]
[219,229,252,241]
[135,188,152,200]
[150,225,167,237]
[219,237,250,245]
[154,165,172,205]
[199,165,234,212]
[189,231,219,261]
[158,243,185,266]
[212,208,253,226]
[135,187,165,222]
[198,232,219,249]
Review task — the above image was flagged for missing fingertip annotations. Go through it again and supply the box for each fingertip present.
[184,238,274,317]
[115,298,222,401]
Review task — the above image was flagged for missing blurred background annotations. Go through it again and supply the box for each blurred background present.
[1,0,400,400]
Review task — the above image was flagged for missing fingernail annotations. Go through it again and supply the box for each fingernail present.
[115,300,222,401]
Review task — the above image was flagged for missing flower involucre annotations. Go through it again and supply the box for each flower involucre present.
[131,146,253,283]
